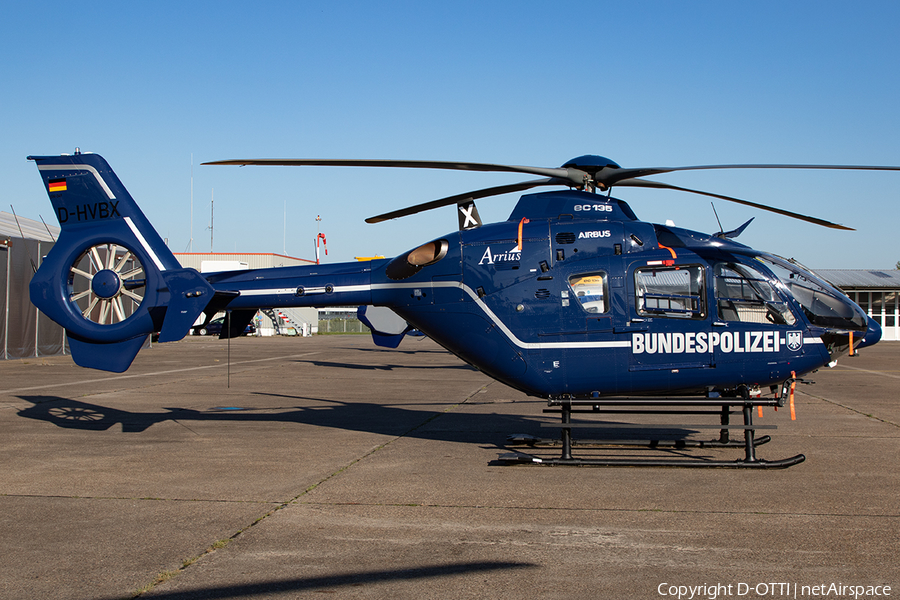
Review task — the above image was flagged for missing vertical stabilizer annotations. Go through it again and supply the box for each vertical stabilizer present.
[28,152,214,371]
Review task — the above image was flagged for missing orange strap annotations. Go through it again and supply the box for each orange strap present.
[849,331,854,356]
[789,371,797,421]
[517,218,530,251]
[658,243,677,259]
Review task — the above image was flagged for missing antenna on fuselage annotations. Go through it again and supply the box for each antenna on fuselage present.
[209,189,214,252]
[711,202,724,235]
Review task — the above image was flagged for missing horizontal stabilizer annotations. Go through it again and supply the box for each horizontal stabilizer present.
[158,269,216,342]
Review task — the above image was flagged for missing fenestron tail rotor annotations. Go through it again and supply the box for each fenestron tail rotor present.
[68,243,146,326]
[205,155,900,229]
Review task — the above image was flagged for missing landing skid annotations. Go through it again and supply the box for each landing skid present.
[498,452,805,468]
[500,391,805,469]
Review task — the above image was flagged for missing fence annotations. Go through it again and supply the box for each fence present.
[317,317,369,334]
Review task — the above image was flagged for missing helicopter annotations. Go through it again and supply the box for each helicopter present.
[26,151,898,468]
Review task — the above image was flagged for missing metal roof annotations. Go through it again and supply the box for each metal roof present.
[0,211,60,242]
[815,269,900,289]
[174,252,315,270]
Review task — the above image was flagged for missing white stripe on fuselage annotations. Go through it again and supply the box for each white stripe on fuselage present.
[239,284,371,296]
[374,282,629,350]
[227,280,819,352]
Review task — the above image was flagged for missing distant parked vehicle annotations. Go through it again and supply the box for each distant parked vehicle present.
[192,317,256,337]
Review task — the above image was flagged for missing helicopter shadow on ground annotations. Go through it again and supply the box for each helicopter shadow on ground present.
[289,357,478,371]
[288,346,478,370]
[117,561,536,600]
[14,393,534,441]
[348,344,449,356]
[14,392,708,459]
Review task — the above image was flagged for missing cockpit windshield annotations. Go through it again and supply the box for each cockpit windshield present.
[754,254,868,331]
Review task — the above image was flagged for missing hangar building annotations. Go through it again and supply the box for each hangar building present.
[0,212,64,359]
[173,252,315,271]
[817,269,900,341]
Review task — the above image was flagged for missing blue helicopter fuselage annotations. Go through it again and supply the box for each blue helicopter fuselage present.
[25,153,876,388]
[203,189,876,399]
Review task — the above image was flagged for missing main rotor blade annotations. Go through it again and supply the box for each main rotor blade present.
[205,156,897,226]
[204,158,585,185]
[366,178,562,223]
[599,163,900,187]
[613,178,854,230]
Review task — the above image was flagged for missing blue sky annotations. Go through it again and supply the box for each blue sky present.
[2,1,898,268]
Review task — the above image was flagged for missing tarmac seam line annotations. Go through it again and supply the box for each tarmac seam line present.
[0,351,322,396]
[128,447,392,597]
[834,364,900,380]
[290,500,900,519]
[0,493,280,505]
[798,390,900,429]
[128,381,498,598]
[290,380,499,503]
[129,488,318,598]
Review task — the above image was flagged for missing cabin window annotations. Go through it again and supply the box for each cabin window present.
[568,272,608,313]
[635,265,705,319]
[714,263,796,325]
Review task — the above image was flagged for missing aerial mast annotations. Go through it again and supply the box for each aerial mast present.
[189,154,194,253]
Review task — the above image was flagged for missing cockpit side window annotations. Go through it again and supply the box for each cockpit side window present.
[635,265,705,319]
[714,263,796,325]
[568,272,608,314]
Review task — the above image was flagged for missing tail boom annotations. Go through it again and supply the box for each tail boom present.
[28,151,379,372]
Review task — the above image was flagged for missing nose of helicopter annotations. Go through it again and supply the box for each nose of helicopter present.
[856,316,882,349]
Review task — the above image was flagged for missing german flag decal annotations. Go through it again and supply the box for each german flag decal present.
[48,178,67,192]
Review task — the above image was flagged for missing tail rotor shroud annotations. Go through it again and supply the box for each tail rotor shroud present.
[68,242,146,326]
